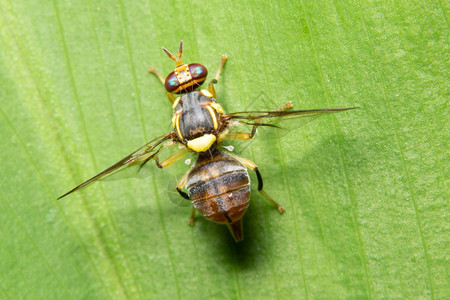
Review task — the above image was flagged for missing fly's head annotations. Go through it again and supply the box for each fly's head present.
[163,41,208,94]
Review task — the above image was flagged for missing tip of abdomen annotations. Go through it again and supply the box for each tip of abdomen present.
[227,219,244,242]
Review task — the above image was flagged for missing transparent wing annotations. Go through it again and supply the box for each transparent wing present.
[166,174,192,207]
[226,107,357,134]
[222,107,358,153]
[58,132,175,199]
[230,92,356,131]
[228,107,356,123]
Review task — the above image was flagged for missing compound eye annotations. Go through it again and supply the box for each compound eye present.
[165,71,180,93]
[188,63,208,85]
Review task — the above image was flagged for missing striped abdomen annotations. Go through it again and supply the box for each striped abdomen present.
[186,151,250,225]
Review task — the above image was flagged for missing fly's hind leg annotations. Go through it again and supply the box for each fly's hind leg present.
[189,208,196,226]
[148,66,176,104]
[208,54,227,98]
[249,160,285,213]
[227,153,285,213]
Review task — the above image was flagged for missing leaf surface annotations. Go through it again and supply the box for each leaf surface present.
[0,0,448,299]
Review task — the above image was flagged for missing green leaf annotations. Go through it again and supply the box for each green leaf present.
[1,1,447,299]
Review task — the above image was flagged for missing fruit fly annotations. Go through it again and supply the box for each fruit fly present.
[58,41,356,242]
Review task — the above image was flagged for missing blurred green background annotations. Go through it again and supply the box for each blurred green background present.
[0,0,447,299]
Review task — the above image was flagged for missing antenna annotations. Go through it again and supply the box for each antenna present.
[177,40,183,60]
[162,40,184,66]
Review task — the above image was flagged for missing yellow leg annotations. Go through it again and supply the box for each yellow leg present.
[189,207,196,226]
[208,84,217,100]
[223,117,261,141]
[226,152,285,213]
[224,125,258,141]
[149,66,176,104]
[224,102,293,141]
[149,67,165,84]
[153,147,190,169]
[208,54,227,98]
[274,101,293,111]
[257,190,285,213]
[213,54,227,82]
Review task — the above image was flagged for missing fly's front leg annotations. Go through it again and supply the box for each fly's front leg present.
[148,66,176,104]
[148,66,165,84]
[227,153,285,213]
[208,54,227,98]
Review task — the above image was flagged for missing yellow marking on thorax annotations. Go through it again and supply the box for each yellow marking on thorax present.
[172,97,181,108]
[200,89,213,98]
[171,114,177,128]
[210,102,225,114]
[175,114,183,140]
[187,134,217,152]
[205,105,219,130]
